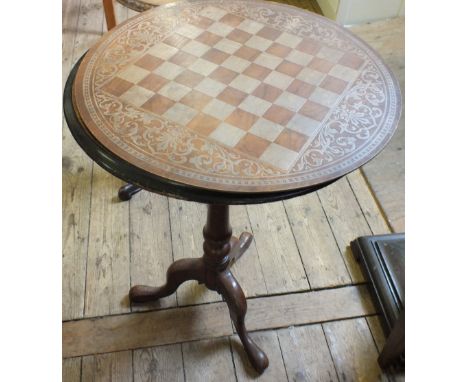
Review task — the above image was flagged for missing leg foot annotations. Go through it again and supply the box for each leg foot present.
[217,270,269,374]
[118,183,142,201]
[229,232,253,266]
[130,258,204,303]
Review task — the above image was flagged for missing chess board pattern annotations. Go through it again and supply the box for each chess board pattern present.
[74,0,401,192]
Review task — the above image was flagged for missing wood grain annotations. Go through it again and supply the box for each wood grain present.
[246,202,309,294]
[317,177,372,282]
[130,192,176,311]
[62,357,81,382]
[62,0,103,321]
[347,170,392,235]
[231,331,288,381]
[283,193,351,289]
[134,344,184,382]
[63,302,232,357]
[182,337,236,382]
[82,350,133,381]
[63,285,375,357]
[277,325,338,382]
[84,166,131,317]
[323,318,387,382]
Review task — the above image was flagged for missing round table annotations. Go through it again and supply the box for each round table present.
[64,0,401,374]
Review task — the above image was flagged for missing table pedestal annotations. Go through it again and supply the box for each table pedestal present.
[129,204,269,374]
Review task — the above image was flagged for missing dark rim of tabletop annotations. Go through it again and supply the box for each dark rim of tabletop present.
[64,55,340,205]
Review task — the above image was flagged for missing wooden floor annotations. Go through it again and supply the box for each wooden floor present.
[62,0,405,380]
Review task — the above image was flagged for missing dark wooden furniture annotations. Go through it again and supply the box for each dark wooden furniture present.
[64,0,401,373]
[351,233,405,369]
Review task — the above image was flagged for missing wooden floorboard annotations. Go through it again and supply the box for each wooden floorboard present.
[63,285,375,358]
[62,0,404,379]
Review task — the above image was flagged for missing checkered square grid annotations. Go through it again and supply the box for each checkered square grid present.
[101,6,363,171]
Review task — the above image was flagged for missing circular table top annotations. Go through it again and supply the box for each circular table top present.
[71,0,401,200]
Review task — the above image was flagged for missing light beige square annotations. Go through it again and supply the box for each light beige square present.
[238,95,272,116]
[208,22,234,37]
[309,87,341,108]
[153,62,185,80]
[286,114,322,137]
[260,143,298,170]
[119,85,155,107]
[328,64,360,82]
[276,32,302,48]
[263,71,294,90]
[214,38,243,54]
[274,91,307,112]
[199,6,227,20]
[147,43,178,60]
[195,77,226,97]
[182,40,211,57]
[286,50,314,66]
[237,19,264,34]
[253,53,283,70]
[158,81,192,101]
[163,103,198,125]
[189,58,218,76]
[316,46,345,63]
[249,118,284,141]
[229,74,261,93]
[203,99,236,120]
[177,24,204,39]
[209,123,246,147]
[117,65,151,84]
[221,56,251,72]
[245,35,273,51]
[297,67,326,85]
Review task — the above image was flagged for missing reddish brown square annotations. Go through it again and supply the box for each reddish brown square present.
[275,128,309,152]
[339,52,364,70]
[137,73,169,92]
[102,77,133,96]
[202,48,230,65]
[190,16,214,29]
[287,79,315,98]
[163,33,190,49]
[235,133,270,158]
[296,39,321,55]
[209,67,238,85]
[252,83,282,103]
[243,63,271,81]
[225,109,258,130]
[226,29,252,44]
[257,26,282,41]
[134,54,163,71]
[196,31,223,46]
[299,100,329,121]
[219,13,244,27]
[174,70,205,88]
[169,51,198,67]
[141,94,175,115]
[180,90,212,111]
[234,46,262,61]
[187,113,220,136]
[217,87,248,106]
[309,57,334,73]
[276,61,303,77]
[266,43,292,58]
[320,75,348,94]
[263,105,295,125]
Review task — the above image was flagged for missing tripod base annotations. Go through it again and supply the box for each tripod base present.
[130,206,269,374]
